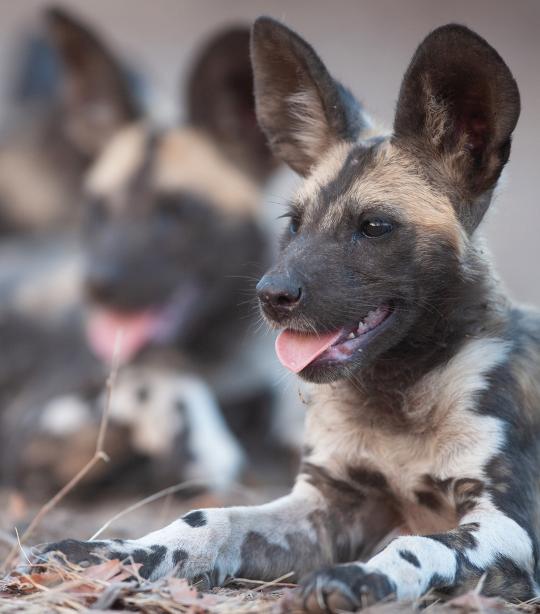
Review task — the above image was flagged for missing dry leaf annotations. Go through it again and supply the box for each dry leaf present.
[168,577,218,607]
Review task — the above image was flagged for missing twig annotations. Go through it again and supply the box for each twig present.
[89,479,207,540]
[230,572,296,591]
[1,330,123,572]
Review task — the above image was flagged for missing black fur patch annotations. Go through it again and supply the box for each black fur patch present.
[399,550,420,568]
[429,523,480,552]
[415,490,442,511]
[301,462,365,500]
[173,548,188,569]
[347,465,388,490]
[183,510,207,528]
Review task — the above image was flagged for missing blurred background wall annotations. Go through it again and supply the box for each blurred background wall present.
[0,0,537,303]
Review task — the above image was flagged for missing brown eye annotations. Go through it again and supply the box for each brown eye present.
[360,219,393,238]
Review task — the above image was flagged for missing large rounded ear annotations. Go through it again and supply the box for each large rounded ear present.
[393,24,520,214]
[45,6,140,158]
[251,17,371,177]
[186,26,275,184]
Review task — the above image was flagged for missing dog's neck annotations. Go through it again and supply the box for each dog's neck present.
[336,238,510,429]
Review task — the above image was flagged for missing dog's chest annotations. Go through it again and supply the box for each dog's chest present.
[303,338,509,533]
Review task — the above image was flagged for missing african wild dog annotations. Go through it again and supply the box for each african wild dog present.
[32,18,540,610]
[1,14,291,497]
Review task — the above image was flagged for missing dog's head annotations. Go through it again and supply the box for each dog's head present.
[252,19,520,383]
[73,27,273,365]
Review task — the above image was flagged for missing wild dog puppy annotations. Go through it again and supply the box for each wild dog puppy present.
[0,8,139,235]
[33,19,538,610]
[3,20,285,497]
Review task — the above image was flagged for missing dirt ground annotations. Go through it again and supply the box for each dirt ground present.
[0,488,539,613]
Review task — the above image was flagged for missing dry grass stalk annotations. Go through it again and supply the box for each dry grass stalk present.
[89,479,206,540]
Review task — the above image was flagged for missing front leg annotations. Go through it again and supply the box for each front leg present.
[301,502,536,612]
[33,474,377,584]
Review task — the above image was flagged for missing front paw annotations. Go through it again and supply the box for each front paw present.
[300,564,396,613]
[30,539,114,568]
[30,539,161,579]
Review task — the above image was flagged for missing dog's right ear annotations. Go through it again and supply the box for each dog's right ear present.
[45,7,140,158]
[251,17,371,177]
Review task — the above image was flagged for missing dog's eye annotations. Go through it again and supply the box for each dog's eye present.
[279,211,301,235]
[360,219,393,238]
[289,217,300,235]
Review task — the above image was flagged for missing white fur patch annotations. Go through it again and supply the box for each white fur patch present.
[40,396,93,436]
[462,504,534,571]
[86,122,148,199]
[367,535,457,600]
[108,367,245,492]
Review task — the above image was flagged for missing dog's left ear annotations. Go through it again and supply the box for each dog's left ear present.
[251,17,371,177]
[186,26,275,183]
[393,24,520,227]
[46,7,140,158]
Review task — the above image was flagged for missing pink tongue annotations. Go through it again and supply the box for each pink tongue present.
[275,329,342,373]
[86,309,161,365]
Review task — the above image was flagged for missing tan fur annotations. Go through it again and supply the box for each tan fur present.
[296,141,353,206]
[87,124,260,217]
[344,143,465,253]
[304,337,510,536]
[154,128,260,216]
[85,122,148,203]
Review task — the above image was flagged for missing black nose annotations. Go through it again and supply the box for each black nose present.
[256,273,303,318]
[85,263,123,303]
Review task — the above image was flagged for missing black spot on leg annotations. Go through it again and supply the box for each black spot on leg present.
[173,548,188,570]
[301,462,366,500]
[183,510,207,527]
[429,523,480,551]
[127,546,167,579]
[427,572,454,592]
[415,490,442,511]
[348,466,388,490]
[399,550,421,568]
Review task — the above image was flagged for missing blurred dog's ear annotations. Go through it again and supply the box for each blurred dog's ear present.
[393,24,520,228]
[186,26,275,184]
[45,6,140,158]
[251,17,371,177]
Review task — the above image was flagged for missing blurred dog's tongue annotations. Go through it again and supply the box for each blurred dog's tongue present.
[275,329,342,373]
[87,309,161,365]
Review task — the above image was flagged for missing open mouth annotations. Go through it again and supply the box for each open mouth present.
[86,284,200,365]
[275,305,393,373]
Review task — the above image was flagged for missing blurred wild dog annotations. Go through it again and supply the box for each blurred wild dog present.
[2,10,293,498]
[35,18,540,609]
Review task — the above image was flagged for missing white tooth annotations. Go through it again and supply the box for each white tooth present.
[347,332,356,340]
